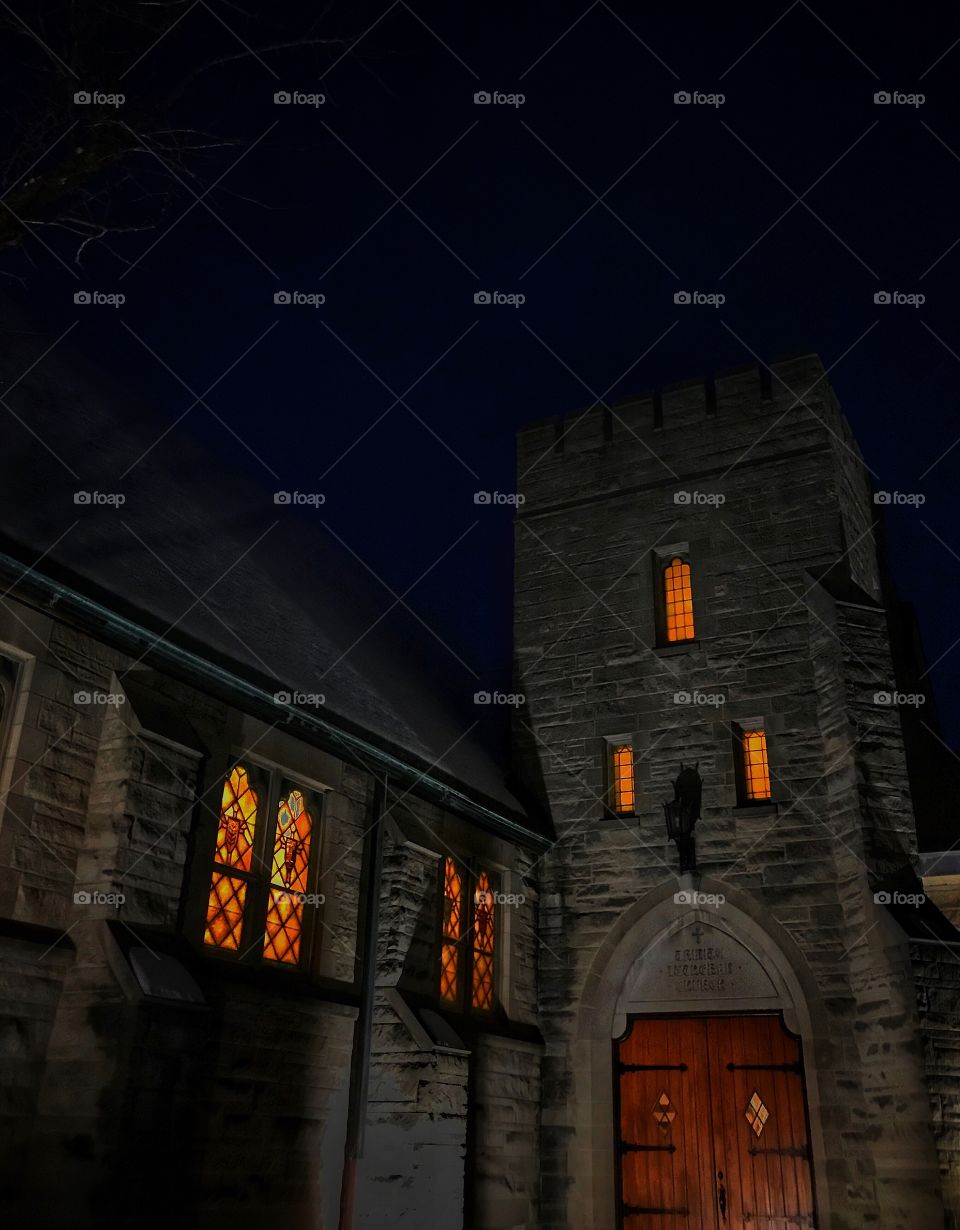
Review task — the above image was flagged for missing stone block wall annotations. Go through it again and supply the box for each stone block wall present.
[0,594,369,1227]
[357,791,542,1229]
[359,1002,470,1230]
[0,583,547,1229]
[914,941,960,1229]
[359,802,471,1230]
[78,685,204,927]
[0,926,72,1208]
[472,1035,542,1230]
[513,357,944,1229]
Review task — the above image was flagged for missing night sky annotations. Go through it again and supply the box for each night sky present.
[3,0,960,748]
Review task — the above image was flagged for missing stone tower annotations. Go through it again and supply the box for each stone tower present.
[513,355,948,1230]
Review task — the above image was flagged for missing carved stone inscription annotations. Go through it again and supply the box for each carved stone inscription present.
[625,921,779,1005]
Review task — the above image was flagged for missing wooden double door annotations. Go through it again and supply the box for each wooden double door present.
[616,1015,816,1229]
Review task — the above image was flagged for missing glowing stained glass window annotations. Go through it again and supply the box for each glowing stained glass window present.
[263,789,314,965]
[214,765,258,871]
[743,730,771,800]
[664,557,695,642]
[472,872,495,1011]
[612,744,635,815]
[204,872,248,951]
[440,857,462,1002]
[204,766,259,951]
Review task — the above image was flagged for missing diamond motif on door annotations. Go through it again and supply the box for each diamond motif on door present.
[652,1090,677,1132]
[745,1090,770,1137]
[618,1018,815,1230]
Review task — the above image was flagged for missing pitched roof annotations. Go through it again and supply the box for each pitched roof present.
[0,307,540,834]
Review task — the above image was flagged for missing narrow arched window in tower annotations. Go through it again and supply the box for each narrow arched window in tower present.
[440,857,463,1002]
[664,557,695,642]
[204,765,259,951]
[471,871,496,1011]
[742,730,771,800]
[612,744,636,815]
[263,788,314,965]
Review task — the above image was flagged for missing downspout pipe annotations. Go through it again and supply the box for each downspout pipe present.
[338,772,387,1230]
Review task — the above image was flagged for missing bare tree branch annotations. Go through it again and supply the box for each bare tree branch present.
[0,0,358,265]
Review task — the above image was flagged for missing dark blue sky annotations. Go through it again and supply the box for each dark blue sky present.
[3,0,960,744]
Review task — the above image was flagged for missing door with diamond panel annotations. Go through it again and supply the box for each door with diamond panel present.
[704,1015,816,1229]
[616,1016,817,1230]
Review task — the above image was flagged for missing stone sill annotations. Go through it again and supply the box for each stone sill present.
[104,920,360,1008]
[654,639,701,657]
[732,802,779,818]
[0,915,76,964]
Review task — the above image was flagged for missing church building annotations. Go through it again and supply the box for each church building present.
[0,342,956,1229]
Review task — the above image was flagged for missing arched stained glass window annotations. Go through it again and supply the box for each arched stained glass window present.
[214,765,258,870]
[664,557,695,642]
[204,766,259,951]
[202,763,322,967]
[439,860,500,1013]
[263,788,314,965]
[471,872,495,1011]
[440,857,463,1002]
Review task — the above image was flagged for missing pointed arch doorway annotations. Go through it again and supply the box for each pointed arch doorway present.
[598,899,825,1230]
[615,1013,816,1228]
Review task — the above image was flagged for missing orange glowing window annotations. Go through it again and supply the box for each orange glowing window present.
[743,730,771,801]
[471,871,495,1011]
[214,765,258,871]
[664,557,695,642]
[204,872,248,951]
[204,766,259,951]
[263,788,315,965]
[203,763,321,968]
[612,744,635,815]
[440,857,463,1002]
